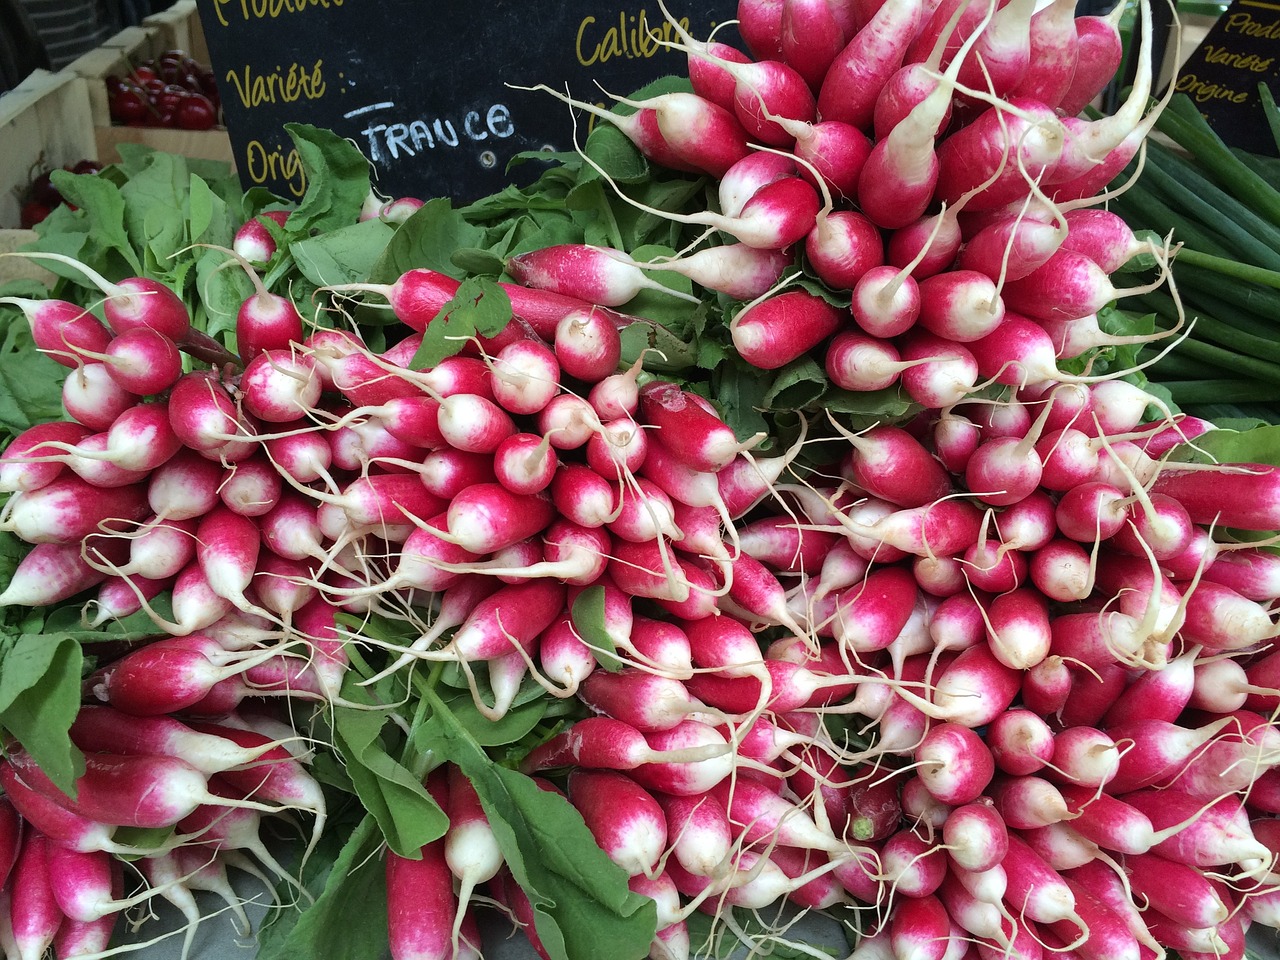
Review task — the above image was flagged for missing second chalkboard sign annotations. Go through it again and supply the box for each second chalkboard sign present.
[1170,0,1279,156]
[195,0,739,203]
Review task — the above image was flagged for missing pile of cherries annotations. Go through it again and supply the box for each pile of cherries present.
[105,49,220,131]
[19,159,103,228]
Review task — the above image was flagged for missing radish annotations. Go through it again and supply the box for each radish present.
[554,308,622,383]
[795,123,874,204]
[508,244,700,307]
[241,349,322,423]
[5,747,272,830]
[639,381,746,473]
[2,475,148,545]
[730,288,847,369]
[916,722,995,805]
[445,484,555,554]
[521,717,730,784]
[717,151,796,218]
[67,705,282,776]
[443,766,503,949]
[689,38,754,107]
[987,708,1055,777]
[817,0,924,130]
[61,362,138,431]
[660,15,817,146]
[0,296,112,367]
[0,421,93,494]
[1057,8,1126,117]
[889,894,951,960]
[737,0,784,59]
[9,833,62,960]
[386,834,468,960]
[0,540,114,607]
[72,326,184,396]
[167,371,257,456]
[780,0,849,89]
[568,769,667,876]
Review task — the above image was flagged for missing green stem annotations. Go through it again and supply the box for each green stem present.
[1139,348,1232,381]
[1175,249,1280,291]
[1159,337,1280,386]
[1162,379,1280,405]
[1109,191,1235,260]
[1141,147,1280,271]
[1155,97,1280,229]
[1173,264,1280,330]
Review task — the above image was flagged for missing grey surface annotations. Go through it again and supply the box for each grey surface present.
[120,876,1280,960]
[123,886,854,960]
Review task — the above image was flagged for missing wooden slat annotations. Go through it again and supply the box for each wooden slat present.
[0,70,96,229]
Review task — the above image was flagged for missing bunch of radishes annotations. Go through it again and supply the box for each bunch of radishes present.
[0,704,324,959]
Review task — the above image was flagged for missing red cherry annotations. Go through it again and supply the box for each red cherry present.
[177,93,217,130]
[20,200,52,228]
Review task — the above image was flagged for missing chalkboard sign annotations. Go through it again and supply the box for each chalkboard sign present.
[194,0,740,203]
[1171,0,1280,156]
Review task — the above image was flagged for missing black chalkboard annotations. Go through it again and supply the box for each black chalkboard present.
[194,0,740,203]
[1171,0,1280,157]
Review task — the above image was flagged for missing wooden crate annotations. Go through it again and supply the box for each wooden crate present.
[64,24,235,169]
[0,69,97,231]
[143,0,209,65]
[0,230,55,287]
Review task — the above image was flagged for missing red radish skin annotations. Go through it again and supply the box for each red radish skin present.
[568,769,667,876]
[1058,13,1125,116]
[805,211,885,290]
[62,362,138,431]
[794,122,873,202]
[781,0,849,89]
[916,722,995,805]
[5,748,252,830]
[1,296,112,367]
[817,0,924,131]
[507,243,700,308]
[0,421,93,494]
[554,308,623,383]
[730,288,847,368]
[9,833,61,960]
[4,476,148,545]
[689,39,754,108]
[718,151,797,218]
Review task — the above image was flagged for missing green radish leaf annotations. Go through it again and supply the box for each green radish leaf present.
[255,812,389,960]
[330,678,448,858]
[418,690,658,960]
[618,317,699,372]
[290,218,396,289]
[284,123,372,236]
[109,825,175,860]
[1168,423,1280,467]
[0,338,66,433]
[369,197,487,283]
[712,360,771,443]
[421,687,548,747]
[821,386,916,420]
[763,355,830,410]
[569,585,622,673]
[409,276,512,370]
[187,175,216,245]
[118,151,189,270]
[48,170,140,274]
[0,633,85,795]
